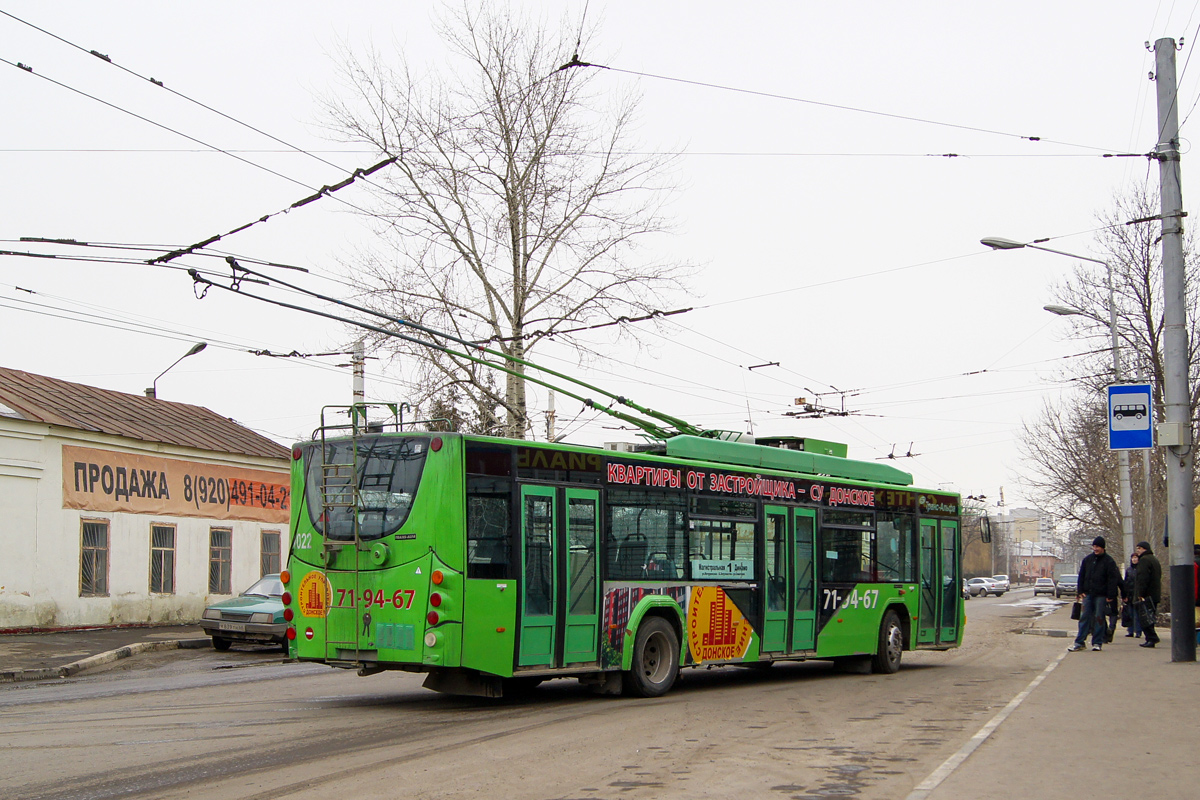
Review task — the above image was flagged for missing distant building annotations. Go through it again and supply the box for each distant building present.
[0,367,290,631]
[1014,540,1061,582]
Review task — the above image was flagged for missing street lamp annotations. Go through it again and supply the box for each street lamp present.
[981,237,1136,562]
[145,342,207,399]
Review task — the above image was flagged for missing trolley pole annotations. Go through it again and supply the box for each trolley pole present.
[1153,38,1196,662]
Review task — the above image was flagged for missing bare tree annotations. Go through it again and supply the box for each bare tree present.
[1018,183,1200,557]
[323,3,688,438]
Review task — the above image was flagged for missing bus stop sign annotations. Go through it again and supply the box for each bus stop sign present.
[1108,383,1153,450]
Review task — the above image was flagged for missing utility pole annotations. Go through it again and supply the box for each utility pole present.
[352,339,366,430]
[545,389,557,442]
[1153,38,1196,662]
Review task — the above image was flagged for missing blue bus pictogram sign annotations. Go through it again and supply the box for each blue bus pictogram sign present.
[1108,383,1153,450]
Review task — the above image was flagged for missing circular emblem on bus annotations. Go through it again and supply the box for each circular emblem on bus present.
[298,571,331,618]
[687,585,753,663]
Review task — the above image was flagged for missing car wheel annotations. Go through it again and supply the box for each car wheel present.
[622,616,680,697]
[212,636,232,652]
[871,610,904,674]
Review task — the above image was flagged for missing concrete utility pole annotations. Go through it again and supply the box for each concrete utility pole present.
[1153,38,1196,662]
[352,339,366,428]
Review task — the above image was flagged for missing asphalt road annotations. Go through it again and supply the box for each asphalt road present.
[0,589,1064,800]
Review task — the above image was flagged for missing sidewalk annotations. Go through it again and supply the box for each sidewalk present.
[919,601,1200,799]
[0,625,209,682]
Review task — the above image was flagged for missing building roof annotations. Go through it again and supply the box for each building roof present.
[0,366,289,461]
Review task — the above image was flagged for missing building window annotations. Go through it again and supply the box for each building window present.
[209,528,232,593]
[150,524,176,594]
[260,530,281,576]
[80,519,109,597]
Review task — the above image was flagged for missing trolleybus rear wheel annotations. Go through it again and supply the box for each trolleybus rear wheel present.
[871,611,903,674]
[623,616,680,697]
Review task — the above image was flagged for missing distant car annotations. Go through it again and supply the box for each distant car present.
[991,574,1010,592]
[966,577,1002,597]
[962,579,972,600]
[1055,574,1078,598]
[1033,577,1056,596]
[201,574,286,652]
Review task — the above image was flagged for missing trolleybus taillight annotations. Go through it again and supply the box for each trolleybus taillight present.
[284,608,294,621]
[280,570,291,585]
[427,611,440,625]
[431,570,444,585]
[286,627,297,640]
[281,591,292,605]
[430,592,442,607]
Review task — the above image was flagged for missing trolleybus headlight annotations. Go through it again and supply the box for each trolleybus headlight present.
[431,570,444,585]
[284,608,294,622]
[427,610,440,626]
[280,570,291,585]
[287,627,297,640]
[430,592,442,607]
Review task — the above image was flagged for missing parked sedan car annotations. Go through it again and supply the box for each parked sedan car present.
[1033,577,1057,596]
[1055,574,1078,598]
[966,577,1001,597]
[991,574,1011,592]
[201,574,286,651]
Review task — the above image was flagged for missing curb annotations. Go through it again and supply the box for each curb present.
[0,637,211,684]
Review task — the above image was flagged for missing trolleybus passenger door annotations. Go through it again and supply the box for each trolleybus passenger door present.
[938,521,960,644]
[791,508,817,652]
[917,520,939,644]
[562,488,601,665]
[519,486,557,666]
[762,506,790,652]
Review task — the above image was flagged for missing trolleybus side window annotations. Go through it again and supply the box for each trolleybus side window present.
[688,496,756,581]
[820,509,875,583]
[875,513,917,582]
[466,477,512,579]
[606,489,686,580]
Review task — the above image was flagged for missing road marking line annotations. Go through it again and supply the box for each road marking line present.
[904,649,1068,800]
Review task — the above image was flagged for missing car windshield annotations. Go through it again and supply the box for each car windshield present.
[242,575,284,598]
[1061,575,1077,582]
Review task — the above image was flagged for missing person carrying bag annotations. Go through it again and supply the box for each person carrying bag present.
[1133,541,1162,648]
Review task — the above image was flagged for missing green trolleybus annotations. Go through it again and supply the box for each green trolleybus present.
[282,412,963,697]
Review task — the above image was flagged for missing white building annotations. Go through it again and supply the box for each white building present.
[0,367,291,631]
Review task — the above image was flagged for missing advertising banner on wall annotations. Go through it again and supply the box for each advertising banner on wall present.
[62,445,289,523]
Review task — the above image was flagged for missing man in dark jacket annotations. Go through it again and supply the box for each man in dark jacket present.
[1069,536,1120,652]
[1133,541,1163,648]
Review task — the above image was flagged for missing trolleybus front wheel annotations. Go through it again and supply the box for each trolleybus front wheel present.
[871,610,903,674]
[623,616,680,697]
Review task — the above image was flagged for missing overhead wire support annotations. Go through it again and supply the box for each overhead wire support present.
[558,59,1136,154]
[148,156,396,264]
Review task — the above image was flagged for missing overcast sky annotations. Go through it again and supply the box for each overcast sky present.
[2,2,1195,515]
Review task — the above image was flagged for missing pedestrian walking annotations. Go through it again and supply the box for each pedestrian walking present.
[1068,536,1120,652]
[1133,540,1162,648]
[1121,553,1141,638]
